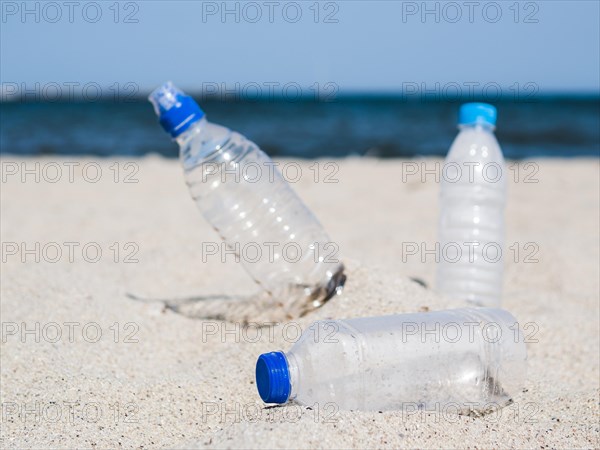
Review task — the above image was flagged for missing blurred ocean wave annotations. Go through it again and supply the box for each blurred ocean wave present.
[1,98,598,159]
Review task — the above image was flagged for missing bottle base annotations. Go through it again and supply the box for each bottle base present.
[297,263,347,317]
[248,263,347,322]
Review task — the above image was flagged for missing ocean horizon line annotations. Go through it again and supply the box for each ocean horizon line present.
[1,92,599,105]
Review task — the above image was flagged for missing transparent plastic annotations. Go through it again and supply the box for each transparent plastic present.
[436,123,507,307]
[282,308,526,412]
[175,118,345,319]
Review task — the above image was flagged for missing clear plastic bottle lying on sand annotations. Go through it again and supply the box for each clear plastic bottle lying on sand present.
[149,82,345,320]
[436,103,507,307]
[256,308,527,412]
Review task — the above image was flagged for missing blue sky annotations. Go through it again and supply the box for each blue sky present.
[1,1,599,96]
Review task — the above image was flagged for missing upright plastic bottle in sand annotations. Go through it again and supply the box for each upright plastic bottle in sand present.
[149,82,345,320]
[436,103,507,307]
[256,308,527,412]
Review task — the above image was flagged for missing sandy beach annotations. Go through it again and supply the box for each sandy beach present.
[1,156,598,449]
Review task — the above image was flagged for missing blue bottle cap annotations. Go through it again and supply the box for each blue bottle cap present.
[256,351,291,404]
[458,103,497,127]
[148,81,205,138]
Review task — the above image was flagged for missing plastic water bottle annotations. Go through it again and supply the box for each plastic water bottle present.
[436,103,507,307]
[149,82,345,320]
[256,307,526,412]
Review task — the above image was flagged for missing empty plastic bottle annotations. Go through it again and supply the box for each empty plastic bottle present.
[256,307,526,412]
[149,82,345,320]
[436,103,507,307]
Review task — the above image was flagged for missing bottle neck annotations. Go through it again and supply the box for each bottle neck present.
[285,352,299,401]
[175,116,207,147]
[458,122,496,133]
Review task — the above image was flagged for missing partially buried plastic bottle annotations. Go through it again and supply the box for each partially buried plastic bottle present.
[436,103,507,307]
[149,82,345,320]
[256,308,526,412]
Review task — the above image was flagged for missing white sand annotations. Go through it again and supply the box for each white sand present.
[1,156,598,448]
